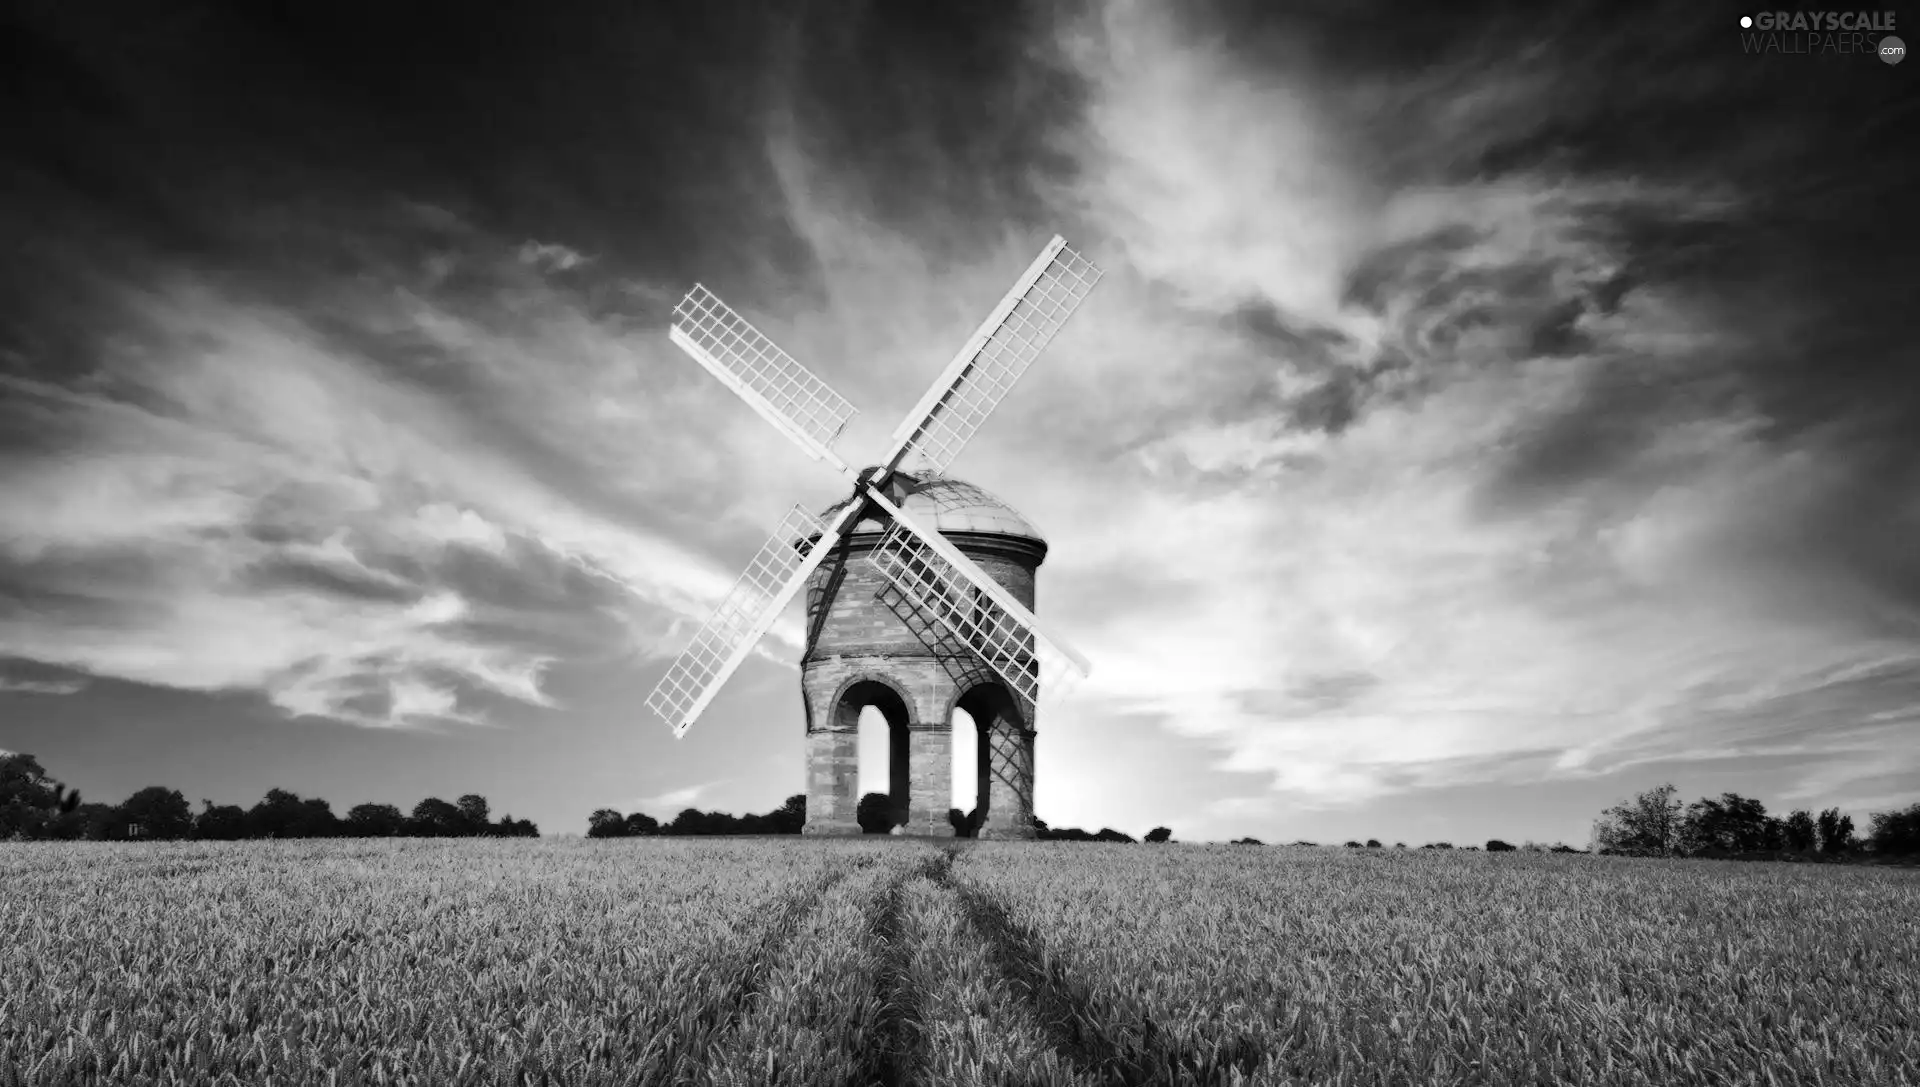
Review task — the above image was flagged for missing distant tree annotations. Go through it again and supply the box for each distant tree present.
[344,803,406,838]
[1365,839,1382,849]
[857,792,900,835]
[409,797,467,837]
[116,787,192,840]
[1094,828,1136,843]
[622,811,660,837]
[1595,783,1684,856]
[949,807,969,836]
[1681,793,1780,855]
[1816,808,1856,855]
[248,789,307,838]
[1550,844,1583,854]
[1421,842,1454,850]
[1231,837,1263,845]
[666,807,745,835]
[587,809,626,838]
[0,753,66,839]
[456,794,491,834]
[1031,816,1050,837]
[1486,840,1516,852]
[0,752,58,806]
[1867,803,1920,857]
[768,795,806,835]
[1144,826,1172,843]
[297,798,340,838]
[493,814,539,837]
[1291,840,1317,847]
[1393,842,1406,849]
[1782,810,1817,852]
[1344,841,1362,849]
[187,802,245,841]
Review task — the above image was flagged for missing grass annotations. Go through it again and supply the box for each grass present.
[2,839,1915,1085]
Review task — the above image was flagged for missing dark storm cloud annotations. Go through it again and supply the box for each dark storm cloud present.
[768,0,1084,250]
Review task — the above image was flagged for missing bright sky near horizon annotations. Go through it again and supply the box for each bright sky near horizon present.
[2,0,1914,844]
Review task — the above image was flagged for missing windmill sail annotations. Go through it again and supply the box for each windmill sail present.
[644,504,846,737]
[882,236,1102,474]
[861,489,1089,711]
[670,285,857,466]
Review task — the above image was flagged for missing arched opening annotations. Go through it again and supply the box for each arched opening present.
[953,682,1029,838]
[838,678,911,831]
[951,706,978,817]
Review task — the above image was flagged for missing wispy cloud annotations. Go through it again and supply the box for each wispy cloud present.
[636,779,727,814]
[0,677,88,696]
[987,2,1920,831]
[0,213,829,728]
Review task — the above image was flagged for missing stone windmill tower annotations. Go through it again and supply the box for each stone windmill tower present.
[799,471,1050,837]
[643,236,1102,837]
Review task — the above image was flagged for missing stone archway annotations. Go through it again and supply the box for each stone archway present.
[953,681,1035,840]
[803,673,952,837]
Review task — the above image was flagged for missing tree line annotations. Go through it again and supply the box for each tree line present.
[588,790,1174,842]
[0,752,537,841]
[1592,783,1919,860]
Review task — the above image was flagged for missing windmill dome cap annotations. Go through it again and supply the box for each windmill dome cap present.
[820,472,1046,543]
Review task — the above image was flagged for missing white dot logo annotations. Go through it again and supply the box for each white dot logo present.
[1740,15,1753,28]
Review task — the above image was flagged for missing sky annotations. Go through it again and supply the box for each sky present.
[2,0,1915,845]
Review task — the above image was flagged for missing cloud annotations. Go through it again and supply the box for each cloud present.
[636,779,726,813]
[983,1,1920,829]
[0,213,831,728]
[0,677,88,695]
[516,240,587,273]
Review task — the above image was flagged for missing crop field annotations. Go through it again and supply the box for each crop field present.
[2,840,1916,1087]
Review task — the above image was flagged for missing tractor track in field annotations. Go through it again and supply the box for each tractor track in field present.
[852,852,939,1087]
[930,845,1267,1087]
[659,856,873,1080]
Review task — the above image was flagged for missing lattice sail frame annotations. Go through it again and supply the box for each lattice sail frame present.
[643,504,833,737]
[884,237,1102,475]
[670,285,857,463]
[864,517,1081,715]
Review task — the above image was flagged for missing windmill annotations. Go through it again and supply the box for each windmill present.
[643,235,1102,835]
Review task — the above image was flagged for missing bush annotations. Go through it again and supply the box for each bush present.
[1144,827,1172,843]
[1868,803,1920,856]
[1486,840,1516,852]
[1231,837,1263,845]
[856,792,901,835]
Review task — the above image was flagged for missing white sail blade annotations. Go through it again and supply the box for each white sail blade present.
[861,489,1089,711]
[670,284,857,468]
[881,236,1102,475]
[644,505,844,737]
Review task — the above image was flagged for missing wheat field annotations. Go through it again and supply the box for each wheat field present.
[2,839,1915,1086]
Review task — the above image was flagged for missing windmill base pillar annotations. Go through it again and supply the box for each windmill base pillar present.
[904,722,955,837]
[802,726,862,836]
[977,725,1038,840]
